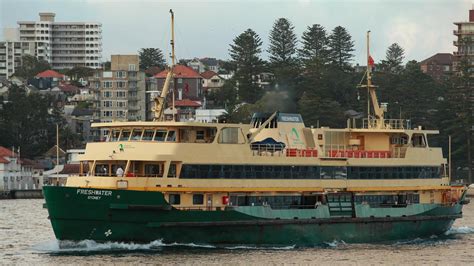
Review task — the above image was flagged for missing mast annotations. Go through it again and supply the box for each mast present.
[153,9,176,121]
[361,31,384,128]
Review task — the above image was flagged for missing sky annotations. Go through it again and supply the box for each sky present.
[0,0,472,65]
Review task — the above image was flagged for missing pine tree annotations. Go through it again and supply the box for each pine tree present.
[299,24,330,65]
[138,48,166,71]
[268,18,297,66]
[229,29,265,103]
[381,43,405,73]
[328,26,355,70]
[267,18,299,109]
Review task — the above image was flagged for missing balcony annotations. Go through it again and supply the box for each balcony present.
[453,30,474,35]
[128,105,141,111]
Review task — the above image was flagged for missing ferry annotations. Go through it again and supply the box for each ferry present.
[43,13,469,246]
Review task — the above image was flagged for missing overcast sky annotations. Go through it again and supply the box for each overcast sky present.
[0,0,471,65]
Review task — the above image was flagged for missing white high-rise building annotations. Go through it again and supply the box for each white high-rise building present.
[17,12,102,70]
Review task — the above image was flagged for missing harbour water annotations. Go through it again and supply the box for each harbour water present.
[1,199,474,264]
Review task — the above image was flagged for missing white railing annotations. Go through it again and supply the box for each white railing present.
[362,118,410,130]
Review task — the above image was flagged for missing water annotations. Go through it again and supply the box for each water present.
[1,199,474,264]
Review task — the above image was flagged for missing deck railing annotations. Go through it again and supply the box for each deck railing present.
[251,144,407,159]
[362,118,410,130]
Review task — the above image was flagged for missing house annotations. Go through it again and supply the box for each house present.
[201,70,225,93]
[195,109,226,123]
[200,58,220,73]
[187,58,206,73]
[31,69,65,89]
[0,146,43,191]
[36,145,66,170]
[154,65,203,100]
[419,53,453,83]
[67,107,95,142]
[164,99,202,121]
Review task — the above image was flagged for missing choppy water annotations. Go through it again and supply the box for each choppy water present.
[1,199,474,265]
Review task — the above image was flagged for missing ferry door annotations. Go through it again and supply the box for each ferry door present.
[206,194,213,211]
[326,193,355,218]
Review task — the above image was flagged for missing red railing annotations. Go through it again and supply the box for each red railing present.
[326,150,391,158]
[286,148,318,157]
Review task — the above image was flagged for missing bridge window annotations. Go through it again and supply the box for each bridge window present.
[412,133,426,147]
[166,130,176,142]
[110,130,120,141]
[119,130,130,141]
[154,130,167,141]
[142,129,154,141]
[130,129,143,141]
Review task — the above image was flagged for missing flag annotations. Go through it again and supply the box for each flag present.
[368,55,375,67]
[184,83,190,93]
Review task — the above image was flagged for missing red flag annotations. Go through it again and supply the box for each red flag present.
[368,55,375,67]
[184,83,190,93]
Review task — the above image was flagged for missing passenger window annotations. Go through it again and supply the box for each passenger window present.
[119,130,130,141]
[169,194,181,205]
[167,130,176,142]
[130,129,143,141]
[144,164,162,177]
[142,130,154,141]
[196,130,205,140]
[110,130,120,141]
[154,130,167,141]
[168,163,177,177]
[193,194,204,205]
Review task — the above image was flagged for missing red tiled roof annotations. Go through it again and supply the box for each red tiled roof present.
[0,146,16,164]
[0,146,16,157]
[200,70,218,79]
[174,99,202,107]
[36,70,64,78]
[59,84,79,93]
[420,53,453,66]
[59,164,79,175]
[154,65,202,79]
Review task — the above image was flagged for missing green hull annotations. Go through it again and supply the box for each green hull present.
[43,186,463,246]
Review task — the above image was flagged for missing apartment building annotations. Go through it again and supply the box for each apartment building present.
[89,55,145,137]
[0,40,35,78]
[419,53,453,83]
[453,8,474,71]
[17,12,102,70]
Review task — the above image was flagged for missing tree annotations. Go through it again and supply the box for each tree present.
[328,26,355,70]
[268,18,297,66]
[14,55,51,80]
[381,43,405,74]
[0,85,66,158]
[139,48,166,71]
[102,61,111,71]
[299,24,330,65]
[229,29,265,103]
[66,67,94,82]
[206,78,238,108]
